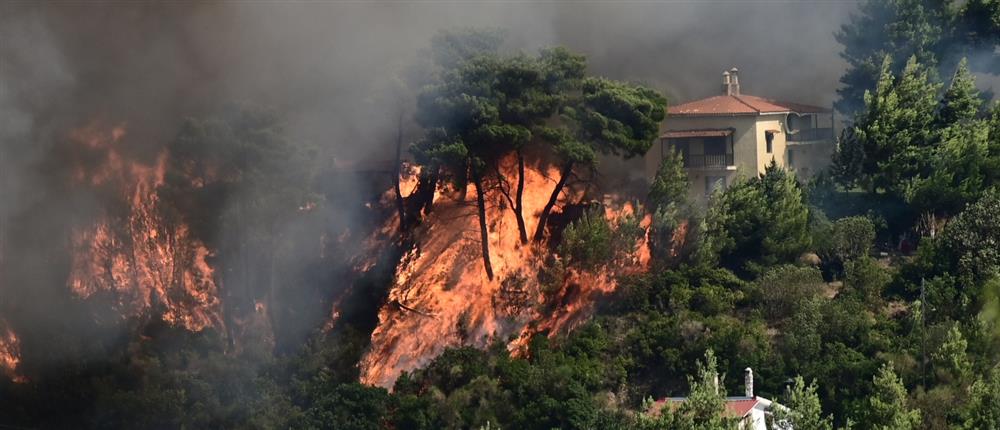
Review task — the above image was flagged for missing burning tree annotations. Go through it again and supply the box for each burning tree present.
[531,56,667,243]
[411,37,665,279]
[66,123,223,332]
[161,104,325,347]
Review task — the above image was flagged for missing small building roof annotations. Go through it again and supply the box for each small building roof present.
[723,398,761,417]
[647,396,764,418]
[668,94,830,117]
[660,128,734,139]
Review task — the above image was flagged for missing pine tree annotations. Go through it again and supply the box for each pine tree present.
[866,364,922,430]
[904,120,991,216]
[931,325,972,383]
[964,365,1000,430]
[836,56,940,194]
[648,148,689,211]
[772,376,834,430]
[759,162,811,267]
[937,58,982,126]
[986,102,1000,186]
[831,127,866,189]
[705,162,810,274]
[532,67,665,242]
[835,0,945,115]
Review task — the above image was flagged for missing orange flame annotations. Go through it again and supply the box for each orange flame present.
[0,320,25,383]
[358,155,651,388]
[66,123,222,331]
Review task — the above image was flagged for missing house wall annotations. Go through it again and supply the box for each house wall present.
[639,112,835,204]
[790,141,835,179]
[643,115,759,203]
[753,115,786,173]
[745,408,769,430]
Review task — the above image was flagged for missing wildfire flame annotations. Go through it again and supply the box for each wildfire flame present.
[66,123,222,331]
[358,156,652,388]
[0,320,24,383]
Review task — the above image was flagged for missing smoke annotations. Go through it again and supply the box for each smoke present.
[0,1,857,372]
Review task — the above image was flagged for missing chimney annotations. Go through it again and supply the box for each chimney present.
[744,367,754,398]
[726,67,741,96]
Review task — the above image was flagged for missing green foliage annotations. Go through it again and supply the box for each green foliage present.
[834,0,999,115]
[558,207,615,270]
[977,276,1000,345]
[833,56,940,194]
[988,102,1000,186]
[648,203,681,267]
[772,376,834,430]
[842,256,890,307]
[300,382,394,430]
[816,216,876,278]
[646,148,694,268]
[429,28,506,70]
[643,350,739,430]
[756,265,826,321]
[931,325,972,384]
[939,189,1000,284]
[822,216,875,264]
[865,364,921,430]
[705,162,811,275]
[389,328,629,430]
[964,364,1000,429]
[937,58,981,126]
[648,148,689,211]
[575,78,666,159]
[833,48,999,225]
[904,121,993,216]
[558,206,643,271]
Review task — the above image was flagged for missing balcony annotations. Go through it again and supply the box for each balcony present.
[684,153,735,169]
[787,127,833,143]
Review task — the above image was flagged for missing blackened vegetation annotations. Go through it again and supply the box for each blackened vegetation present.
[494,272,532,316]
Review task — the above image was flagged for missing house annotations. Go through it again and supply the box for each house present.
[647,368,787,430]
[643,68,835,202]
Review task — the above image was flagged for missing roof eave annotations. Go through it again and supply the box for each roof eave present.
[667,112,760,117]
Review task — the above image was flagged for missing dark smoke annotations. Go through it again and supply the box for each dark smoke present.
[0,1,858,372]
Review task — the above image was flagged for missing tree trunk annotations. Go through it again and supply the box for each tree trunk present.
[533,161,573,242]
[403,167,438,230]
[266,225,278,335]
[471,165,494,280]
[420,170,438,215]
[514,151,528,244]
[393,112,406,234]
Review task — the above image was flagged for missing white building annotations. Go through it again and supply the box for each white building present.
[647,368,787,430]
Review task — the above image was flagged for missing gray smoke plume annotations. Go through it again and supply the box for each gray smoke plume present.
[0,1,858,369]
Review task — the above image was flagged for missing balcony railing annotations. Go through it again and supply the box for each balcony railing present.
[684,153,735,169]
[787,127,834,142]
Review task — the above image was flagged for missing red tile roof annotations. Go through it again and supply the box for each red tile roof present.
[648,397,760,418]
[723,398,760,417]
[668,94,830,116]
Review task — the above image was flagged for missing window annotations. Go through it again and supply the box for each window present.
[664,138,690,166]
[664,134,733,168]
[765,131,774,154]
[705,176,726,196]
[787,149,794,167]
[703,137,727,155]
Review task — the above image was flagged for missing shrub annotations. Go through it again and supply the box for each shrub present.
[756,265,826,321]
